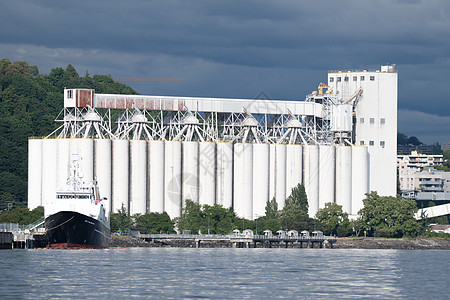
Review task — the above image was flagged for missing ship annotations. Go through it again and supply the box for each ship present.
[45,154,110,249]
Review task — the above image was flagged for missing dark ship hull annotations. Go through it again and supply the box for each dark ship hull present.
[45,211,110,249]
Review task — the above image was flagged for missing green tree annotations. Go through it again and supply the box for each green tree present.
[0,206,44,224]
[177,200,238,234]
[315,202,350,236]
[281,203,316,232]
[134,212,175,234]
[110,204,133,233]
[254,216,282,233]
[265,197,278,219]
[358,192,419,237]
[177,200,203,233]
[285,183,308,213]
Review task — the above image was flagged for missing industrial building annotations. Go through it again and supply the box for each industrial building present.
[28,65,398,219]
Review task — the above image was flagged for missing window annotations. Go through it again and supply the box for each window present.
[360,141,365,145]
[361,76,365,81]
[370,76,375,81]
[353,76,357,81]
[380,118,385,125]
[329,77,334,82]
[370,118,375,124]
[360,118,364,124]
[344,77,349,82]
[337,77,341,82]
[67,90,73,99]
[380,141,385,147]
[369,141,374,146]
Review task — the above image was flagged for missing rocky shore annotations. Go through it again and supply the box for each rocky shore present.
[110,235,450,250]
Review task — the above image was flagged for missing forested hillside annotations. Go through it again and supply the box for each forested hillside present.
[0,58,138,210]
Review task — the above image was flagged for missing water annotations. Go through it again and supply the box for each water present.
[1,248,449,299]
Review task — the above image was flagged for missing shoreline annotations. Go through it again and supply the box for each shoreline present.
[110,235,450,250]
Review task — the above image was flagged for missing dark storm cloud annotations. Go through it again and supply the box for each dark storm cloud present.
[1,0,450,142]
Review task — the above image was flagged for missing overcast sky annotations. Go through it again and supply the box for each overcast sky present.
[1,0,450,144]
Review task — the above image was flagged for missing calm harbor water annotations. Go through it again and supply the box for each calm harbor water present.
[1,248,449,299]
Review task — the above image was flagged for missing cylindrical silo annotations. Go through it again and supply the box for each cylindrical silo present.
[252,143,269,219]
[148,140,165,213]
[76,138,94,185]
[28,138,42,210]
[112,139,129,213]
[41,138,57,210]
[233,143,244,217]
[182,141,199,205]
[130,140,147,215]
[275,144,287,209]
[56,138,70,191]
[242,143,253,219]
[351,146,369,216]
[319,145,335,209]
[199,142,216,206]
[233,143,253,219]
[336,145,352,214]
[303,145,319,217]
[216,142,233,208]
[94,139,112,213]
[269,144,276,201]
[286,144,302,200]
[164,141,182,219]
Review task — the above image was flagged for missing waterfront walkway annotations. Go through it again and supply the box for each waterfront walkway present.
[138,233,337,248]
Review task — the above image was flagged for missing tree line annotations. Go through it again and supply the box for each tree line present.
[108,183,443,238]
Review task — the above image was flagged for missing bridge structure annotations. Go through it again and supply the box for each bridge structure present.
[415,203,450,220]
[138,233,337,248]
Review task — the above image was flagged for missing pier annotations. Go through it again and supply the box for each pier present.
[138,233,337,248]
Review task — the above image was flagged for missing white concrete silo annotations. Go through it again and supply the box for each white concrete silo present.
[75,138,94,185]
[41,138,57,210]
[129,140,147,215]
[164,141,182,219]
[216,142,233,208]
[336,145,352,214]
[148,140,165,213]
[318,145,335,209]
[275,144,287,209]
[233,143,253,219]
[94,139,112,213]
[112,139,129,213]
[269,144,276,201]
[286,144,303,200]
[252,143,269,218]
[56,138,70,191]
[303,144,319,217]
[351,146,369,215]
[199,142,216,206]
[182,141,199,205]
[28,139,42,209]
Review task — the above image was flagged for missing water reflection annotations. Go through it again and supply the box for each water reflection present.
[0,248,448,299]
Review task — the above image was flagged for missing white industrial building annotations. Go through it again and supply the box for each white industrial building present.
[28,65,398,219]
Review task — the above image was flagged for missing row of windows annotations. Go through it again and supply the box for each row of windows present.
[359,117,385,124]
[329,75,375,82]
[360,140,386,147]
